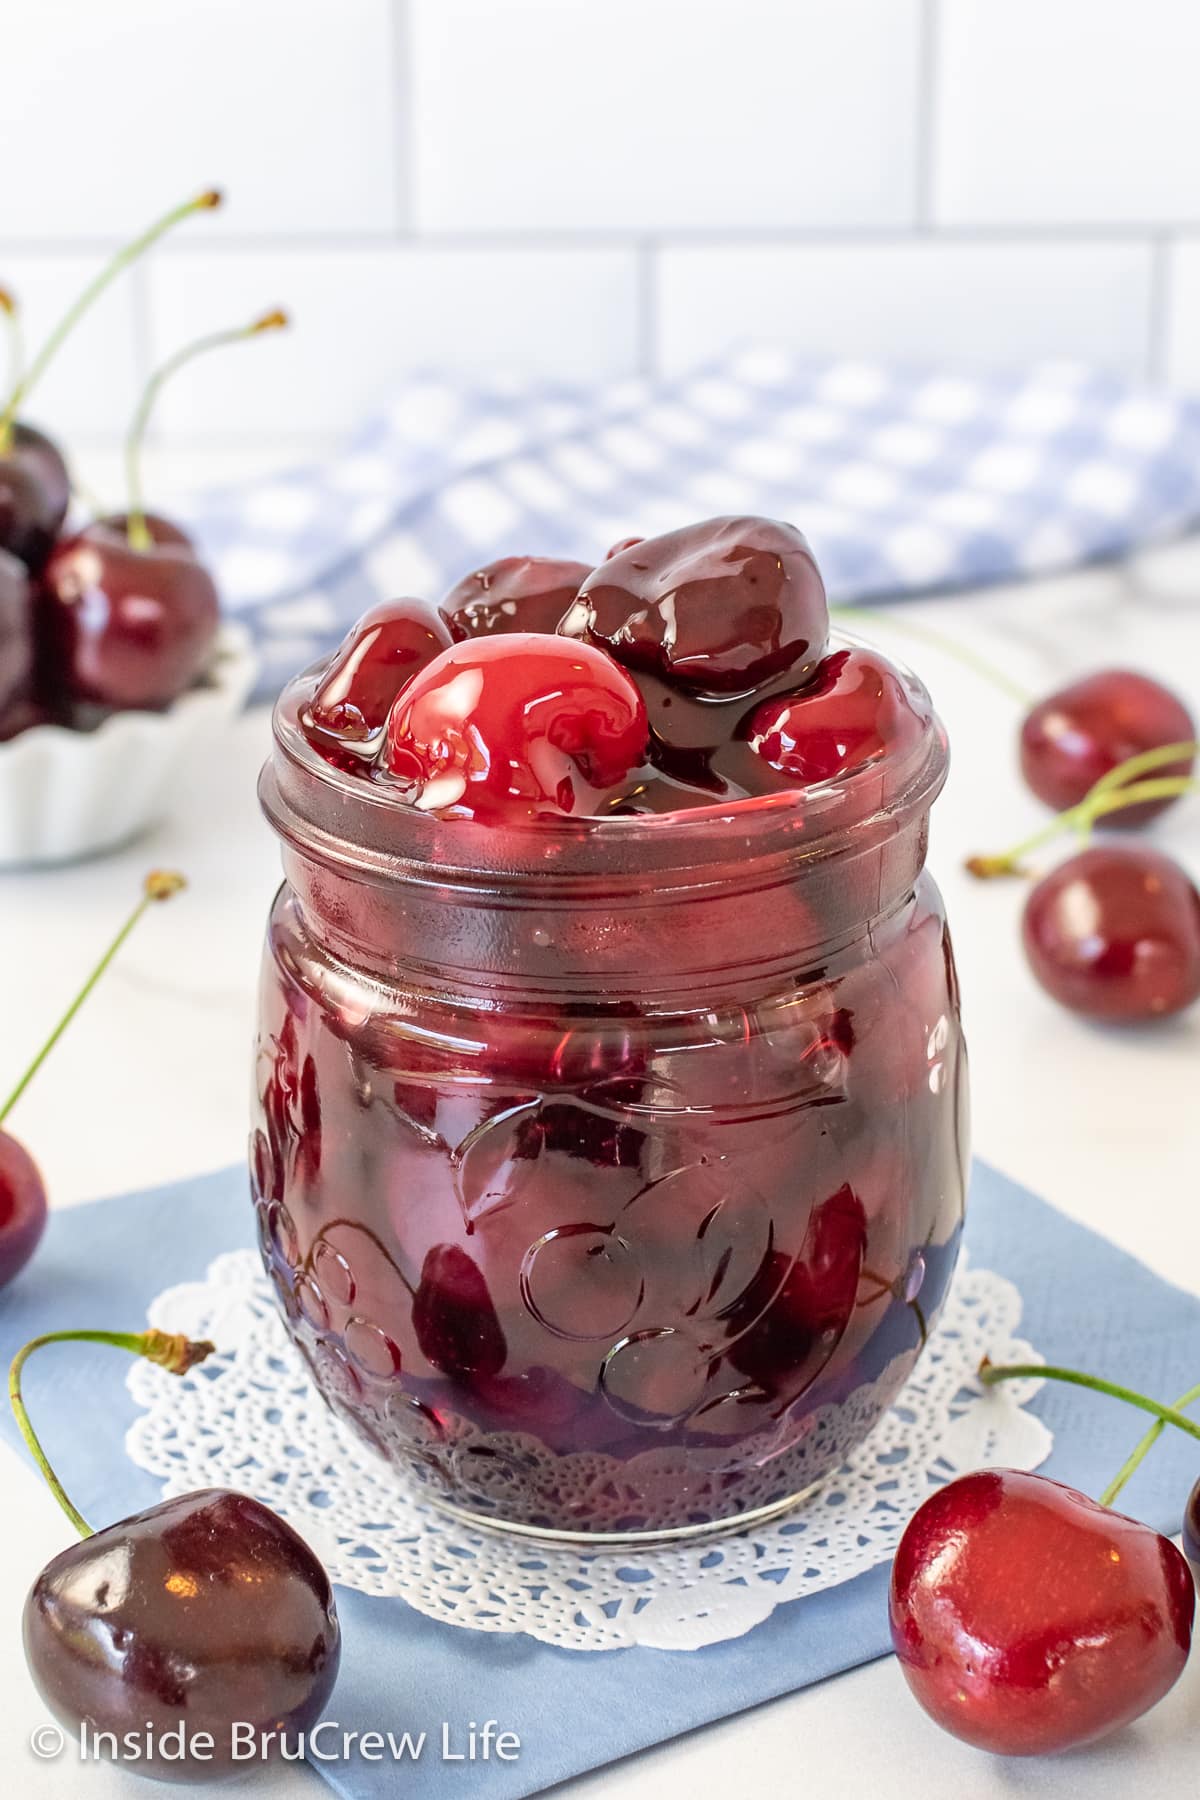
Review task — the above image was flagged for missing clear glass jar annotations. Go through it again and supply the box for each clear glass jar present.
[253,637,968,1542]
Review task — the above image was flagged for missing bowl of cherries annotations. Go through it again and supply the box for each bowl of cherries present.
[0,191,270,868]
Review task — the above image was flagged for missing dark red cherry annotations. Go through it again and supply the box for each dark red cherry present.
[0,547,33,718]
[742,646,931,787]
[440,555,591,642]
[561,515,828,696]
[304,598,451,748]
[1021,670,1196,825]
[0,423,71,574]
[25,1488,341,1782]
[100,511,196,555]
[890,1468,1194,1755]
[40,521,220,710]
[412,1244,506,1381]
[385,633,648,823]
[0,1131,47,1290]
[1022,844,1200,1021]
[1183,1476,1200,1572]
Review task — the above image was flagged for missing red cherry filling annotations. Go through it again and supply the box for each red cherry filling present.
[741,646,932,787]
[561,515,829,696]
[412,1244,506,1382]
[384,633,648,822]
[1021,669,1196,825]
[1022,843,1200,1021]
[890,1469,1195,1756]
[304,598,451,748]
[439,555,591,641]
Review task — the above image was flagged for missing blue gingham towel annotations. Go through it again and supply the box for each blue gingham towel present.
[179,349,1200,703]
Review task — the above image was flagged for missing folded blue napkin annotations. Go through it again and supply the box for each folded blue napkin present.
[176,352,1200,703]
[1,1160,1198,1800]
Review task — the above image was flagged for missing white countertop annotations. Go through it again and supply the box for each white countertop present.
[1,544,1198,1798]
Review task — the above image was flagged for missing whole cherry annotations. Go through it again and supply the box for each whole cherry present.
[304,597,451,750]
[1184,1476,1200,1573]
[13,1329,340,1781]
[384,632,648,823]
[1021,669,1196,825]
[741,645,932,788]
[561,515,829,696]
[439,555,591,641]
[1022,843,1200,1022]
[890,1467,1194,1756]
[0,544,33,717]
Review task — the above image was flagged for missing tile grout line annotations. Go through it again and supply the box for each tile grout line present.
[391,0,416,235]
[914,0,940,230]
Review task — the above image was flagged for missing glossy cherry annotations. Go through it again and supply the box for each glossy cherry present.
[743,646,932,788]
[304,598,451,750]
[1021,670,1196,825]
[0,422,70,573]
[0,1134,47,1291]
[890,1468,1194,1756]
[0,545,33,717]
[1184,1476,1200,1572]
[561,515,828,696]
[27,1488,340,1780]
[439,555,591,641]
[384,632,648,822]
[40,521,219,711]
[1022,843,1200,1021]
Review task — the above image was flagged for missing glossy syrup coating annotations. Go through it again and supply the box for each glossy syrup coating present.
[890,1469,1195,1755]
[25,1489,341,1782]
[742,646,932,787]
[561,515,829,696]
[305,599,451,749]
[0,1131,47,1290]
[440,555,592,641]
[385,633,648,822]
[40,522,220,711]
[0,422,71,574]
[1020,669,1196,825]
[1022,843,1200,1021]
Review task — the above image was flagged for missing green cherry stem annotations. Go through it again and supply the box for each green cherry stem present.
[0,870,186,1129]
[9,1330,215,1540]
[0,189,222,455]
[0,287,22,396]
[124,309,288,551]
[980,1358,1200,1447]
[829,603,1034,706]
[1100,1381,1200,1509]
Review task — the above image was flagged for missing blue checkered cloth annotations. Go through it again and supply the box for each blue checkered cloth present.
[178,350,1200,703]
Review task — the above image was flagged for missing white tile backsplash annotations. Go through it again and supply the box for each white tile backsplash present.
[656,242,1154,377]
[2,0,1199,452]
[410,0,921,232]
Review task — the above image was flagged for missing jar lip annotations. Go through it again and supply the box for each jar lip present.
[265,629,949,883]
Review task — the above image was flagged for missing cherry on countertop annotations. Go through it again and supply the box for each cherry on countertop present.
[1021,669,1196,825]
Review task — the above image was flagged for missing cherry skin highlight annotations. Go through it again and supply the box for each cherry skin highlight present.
[384,633,648,823]
[0,423,71,574]
[1021,669,1196,825]
[304,598,451,749]
[1022,843,1200,1022]
[40,521,220,711]
[25,1488,341,1782]
[890,1468,1195,1756]
[561,515,829,696]
[0,1132,47,1290]
[440,555,591,642]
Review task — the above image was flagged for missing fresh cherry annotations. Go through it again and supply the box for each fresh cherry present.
[0,545,33,717]
[40,522,220,711]
[1184,1476,1200,1573]
[561,515,829,696]
[1022,670,1196,825]
[890,1468,1194,1756]
[13,1330,340,1781]
[0,423,70,573]
[384,633,648,822]
[439,555,591,641]
[741,646,932,788]
[304,598,451,750]
[1022,844,1200,1022]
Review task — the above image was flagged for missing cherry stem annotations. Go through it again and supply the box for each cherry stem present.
[830,603,1033,706]
[981,1358,1200,1447]
[0,870,186,1128]
[966,740,1200,878]
[9,1329,215,1540]
[1100,1381,1200,1508]
[0,189,222,455]
[124,308,288,551]
[0,287,22,398]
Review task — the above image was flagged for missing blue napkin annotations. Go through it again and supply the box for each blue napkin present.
[176,353,1200,703]
[1,1160,1198,1800]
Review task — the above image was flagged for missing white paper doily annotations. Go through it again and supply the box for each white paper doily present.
[125,1250,1050,1652]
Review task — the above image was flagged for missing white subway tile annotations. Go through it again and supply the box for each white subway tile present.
[935,0,1200,225]
[1162,239,1200,391]
[0,0,400,239]
[145,247,640,437]
[656,241,1154,376]
[411,0,920,231]
[0,254,139,440]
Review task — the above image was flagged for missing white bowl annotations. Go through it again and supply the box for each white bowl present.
[0,623,258,869]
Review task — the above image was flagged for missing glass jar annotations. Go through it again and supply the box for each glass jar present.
[253,636,968,1543]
